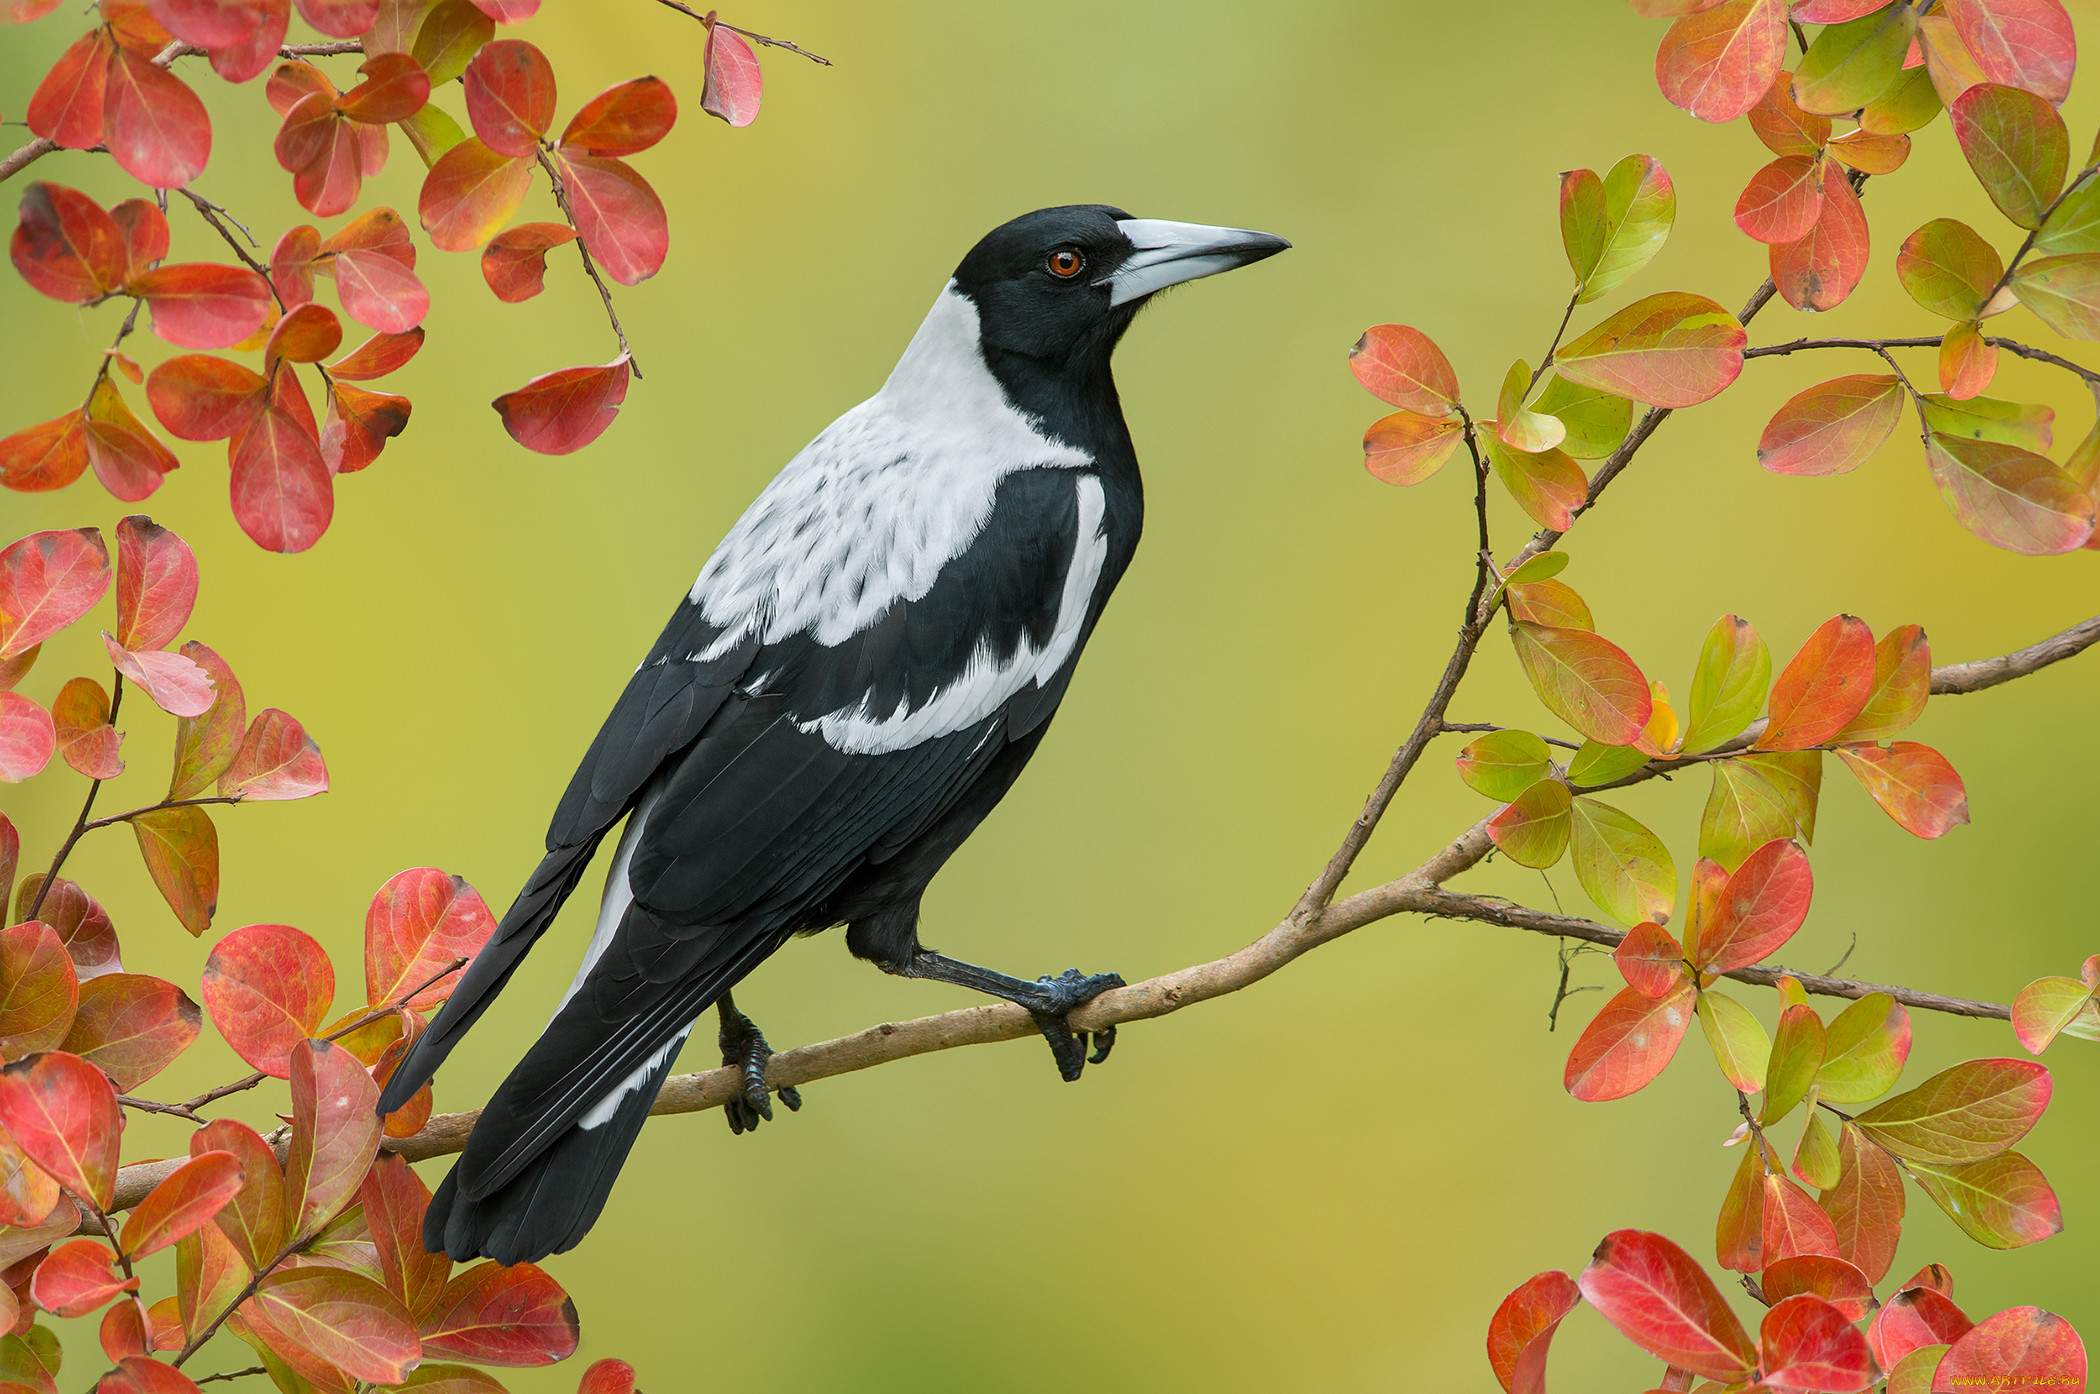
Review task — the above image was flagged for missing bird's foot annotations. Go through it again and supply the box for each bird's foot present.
[1019,967,1124,1082]
[718,998,801,1136]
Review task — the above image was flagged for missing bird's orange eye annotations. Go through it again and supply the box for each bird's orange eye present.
[1047,248,1085,279]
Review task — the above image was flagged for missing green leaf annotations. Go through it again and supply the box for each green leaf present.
[1567,739,1650,788]
[2035,174,2100,255]
[1485,434,1589,532]
[2011,254,2100,340]
[1506,551,1570,584]
[1950,82,2068,230]
[1910,1153,2062,1249]
[1762,1004,1826,1125]
[1559,167,1608,292]
[1817,992,1912,1104]
[1579,154,1678,305]
[1531,376,1633,459]
[1556,292,1745,408]
[1486,777,1572,869]
[1918,393,2054,450]
[1511,622,1652,746]
[399,104,468,169]
[1853,1058,2051,1166]
[1505,578,1593,631]
[1896,219,2005,321]
[1833,624,1930,744]
[1682,614,1771,754]
[1860,62,1941,136]
[2010,975,2095,1054]
[1793,1111,1841,1189]
[1793,4,1918,115]
[1455,730,1553,801]
[1697,989,1769,1092]
[1496,359,1567,453]
[1569,797,1676,927]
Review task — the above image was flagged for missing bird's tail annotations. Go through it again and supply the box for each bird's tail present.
[377,835,603,1116]
[422,1027,689,1263]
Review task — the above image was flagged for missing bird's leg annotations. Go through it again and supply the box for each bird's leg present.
[892,951,1123,1082]
[716,990,801,1136]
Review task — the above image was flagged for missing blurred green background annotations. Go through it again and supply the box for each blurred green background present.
[4,1,2099,1389]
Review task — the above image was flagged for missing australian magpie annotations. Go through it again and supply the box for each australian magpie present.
[379,205,1289,1263]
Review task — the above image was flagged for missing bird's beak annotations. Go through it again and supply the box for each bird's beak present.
[1103,219,1291,306]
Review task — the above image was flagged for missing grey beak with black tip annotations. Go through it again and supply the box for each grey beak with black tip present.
[1103,218,1292,305]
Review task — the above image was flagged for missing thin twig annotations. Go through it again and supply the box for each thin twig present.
[179,188,274,286]
[1746,333,2100,388]
[195,1370,269,1387]
[532,148,642,377]
[653,0,834,63]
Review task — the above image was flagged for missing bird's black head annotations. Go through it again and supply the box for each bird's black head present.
[950,204,1290,370]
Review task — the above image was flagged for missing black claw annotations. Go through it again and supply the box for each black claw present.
[1087,1024,1116,1066]
[717,996,800,1136]
[1022,968,1124,1082]
[778,1085,802,1112]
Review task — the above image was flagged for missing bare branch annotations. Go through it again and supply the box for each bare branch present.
[1747,333,2100,388]
[532,148,641,376]
[1931,615,2100,694]
[653,0,834,64]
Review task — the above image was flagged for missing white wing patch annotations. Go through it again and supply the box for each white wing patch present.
[801,474,1108,755]
[689,284,1090,648]
[578,1027,690,1130]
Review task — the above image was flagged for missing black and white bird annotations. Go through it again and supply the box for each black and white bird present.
[379,205,1289,1264]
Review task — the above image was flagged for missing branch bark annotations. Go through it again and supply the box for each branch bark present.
[94,614,2096,1215]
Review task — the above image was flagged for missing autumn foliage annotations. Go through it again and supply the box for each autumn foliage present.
[0,0,810,1386]
[1346,1,2094,1389]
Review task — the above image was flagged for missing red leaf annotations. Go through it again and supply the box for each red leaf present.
[83,378,178,503]
[170,641,244,800]
[1564,981,1695,1100]
[23,876,123,983]
[1772,163,1870,311]
[60,973,200,1091]
[1348,324,1459,415]
[25,32,113,150]
[113,516,197,651]
[265,303,343,370]
[463,39,555,155]
[1946,0,2076,105]
[1759,615,1874,750]
[1656,0,1787,122]
[287,114,364,218]
[0,528,110,660]
[338,52,429,123]
[1822,1123,1905,1283]
[30,1239,135,1316]
[101,1295,149,1360]
[470,0,535,17]
[1614,921,1689,997]
[1510,622,1652,746]
[1870,1286,1973,1370]
[327,328,423,381]
[480,221,575,302]
[10,183,124,302]
[577,1360,637,1394]
[270,224,320,308]
[121,1152,243,1259]
[1838,742,1970,838]
[101,1355,203,1394]
[192,1118,283,1271]
[1763,1173,1841,1264]
[1694,838,1812,973]
[360,1153,449,1322]
[230,407,334,554]
[266,57,334,115]
[175,1212,244,1343]
[365,868,495,1009]
[103,47,210,188]
[1487,1271,1580,1394]
[1761,1255,1877,1322]
[322,383,412,474]
[1577,1229,1758,1379]
[420,1259,579,1365]
[1760,1293,1878,1391]
[199,923,334,1078]
[700,21,762,126]
[132,263,273,350]
[331,248,429,333]
[561,76,676,155]
[1934,1306,2084,1394]
[284,1038,381,1244]
[0,1051,121,1206]
[548,150,668,285]
[1362,410,1463,486]
[0,413,91,493]
[1553,292,1745,408]
[131,805,217,935]
[246,1266,419,1386]
[221,708,328,800]
[147,0,272,48]
[0,921,80,1058]
[200,0,288,82]
[53,676,124,780]
[1735,155,1824,244]
[0,694,56,782]
[418,137,533,251]
[1923,431,2093,555]
[493,356,631,454]
[103,633,215,718]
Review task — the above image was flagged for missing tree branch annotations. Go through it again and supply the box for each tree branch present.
[532,147,641,377]
[89,613,2095,1217]
[1746,334,2100,388]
